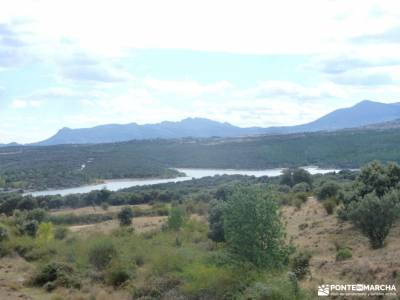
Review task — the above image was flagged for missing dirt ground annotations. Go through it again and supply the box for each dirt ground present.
[282,197,400,291]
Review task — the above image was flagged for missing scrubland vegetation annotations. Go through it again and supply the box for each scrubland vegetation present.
[1,161,400,299]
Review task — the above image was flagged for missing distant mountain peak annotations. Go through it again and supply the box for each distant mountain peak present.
[33,100,400,146]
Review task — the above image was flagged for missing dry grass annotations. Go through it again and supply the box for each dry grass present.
[282,197,400,290]
[2,197,400,299]
[68,215,167,234]
[0,255,43,300]
[50,204,152,216]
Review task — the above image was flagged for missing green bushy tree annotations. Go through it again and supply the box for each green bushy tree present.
[207,200,226,243]
[167,206,186,231]
[36,222,54,244]
[224,186,288,268]
[22,220,39,237]
[280,168,312,187]
[317,181,340,200]
[347,191,400,248]
[339,162,400,248]
[117,207,134,226]
[88,239,117,270]
[292,182,311,193]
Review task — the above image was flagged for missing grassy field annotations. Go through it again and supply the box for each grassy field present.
[1,195,399,299]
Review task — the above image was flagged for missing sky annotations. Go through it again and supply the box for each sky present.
[1,0,400,143]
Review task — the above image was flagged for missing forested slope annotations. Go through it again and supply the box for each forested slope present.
[1,128,400,190]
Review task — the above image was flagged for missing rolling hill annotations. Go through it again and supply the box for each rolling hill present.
[34,100,400,145]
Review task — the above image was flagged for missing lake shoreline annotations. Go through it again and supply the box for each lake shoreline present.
[24,166,346,197]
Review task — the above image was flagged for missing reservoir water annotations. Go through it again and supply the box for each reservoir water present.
[28,166,341,197]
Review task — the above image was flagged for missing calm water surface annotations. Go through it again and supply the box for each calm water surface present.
[28,166,341,197]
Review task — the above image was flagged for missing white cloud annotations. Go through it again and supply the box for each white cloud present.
[144,79,231,97]
[1,0,400,56]
[237,81,347,101]
[191,98,335,127]
[10,99,42,109]
[2,0,400,143]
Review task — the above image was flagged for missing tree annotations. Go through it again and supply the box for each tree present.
[292,182,311,193]
[0,225,9,242]
[347,191,400,248]
[292,168,312,186]
[280,170,294,187]
[357,161,391,197]
[224,186,288,268]
[88,239,117,270]
[167,206,185,231]
[317,181,340,200]
[22,220,39,237]
[280,168,312,187]
[27,208,48,223]
[117,207,134,226]
[17,196,37,210]
[207,200,226,242]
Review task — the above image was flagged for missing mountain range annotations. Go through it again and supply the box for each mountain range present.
[32,100,400,146]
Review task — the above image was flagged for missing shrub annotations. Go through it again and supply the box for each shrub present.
[182,264,240,299]
[88,239,117,270]
[207,200,226,243]
[133,275,182,299]
[336,248,352,261]
[151,250,187,275]
[347,191,400,249]
[292,183,311,193]
[296,192,308,203]
[357,161,399,197]
[291,251,312,280]
[0,225,9,242]
[243,276,309,300]
[54,227,69,240]
[323,198,336,215]
[293,198,303,209]
[101,202,109,211]
[27,209,48,223]
[22,220,39,237]
[117,207,134,226]
[36,222,54,244]
[298,223,308,231]
[106,264,133,287]
[224,186,289,269]
[278,185,291,193]
[6,235,36,258]
[134,255,145,267]
[317,181,340,200]
[49,213,112,225]
[243,282,272,299]
[32,261,80,289]
[280,168,312,187]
